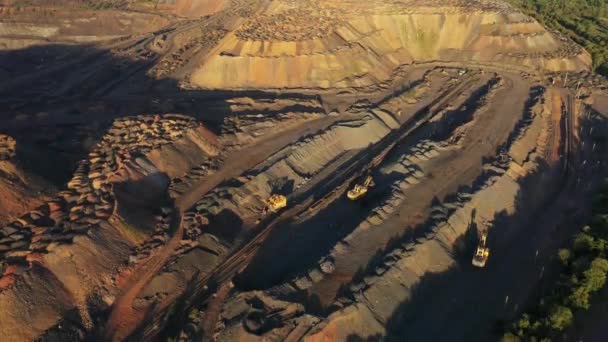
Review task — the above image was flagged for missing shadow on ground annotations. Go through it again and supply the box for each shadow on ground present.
[339,154,598,342]
[0,42,242,340]
[0,42,314,186]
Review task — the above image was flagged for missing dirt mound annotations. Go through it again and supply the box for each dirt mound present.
[0,114,220,340]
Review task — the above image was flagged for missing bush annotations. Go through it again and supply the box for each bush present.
[569,285,591,309]
[188,308,202,322]
[573,233,594,253]
[548,306,573,331]
[517,314,531,331]
[582,258,608,291]
[558,249,571,266]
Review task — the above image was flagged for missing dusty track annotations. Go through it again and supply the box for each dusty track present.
[104,212,186,341]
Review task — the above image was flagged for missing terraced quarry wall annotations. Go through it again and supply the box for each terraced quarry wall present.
[0,9,170,49]
[191,5,591,89]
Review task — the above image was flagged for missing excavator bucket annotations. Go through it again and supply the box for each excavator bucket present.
[347,176,374,200]
[265,194,287,212]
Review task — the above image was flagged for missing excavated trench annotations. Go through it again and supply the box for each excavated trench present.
[204,76,585,342]
[235,74,502,293]
[331,85,546,304]
[174,72,450,248]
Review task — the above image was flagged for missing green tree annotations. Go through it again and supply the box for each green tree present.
[558,248,571,266]
[514,313,532,337]
[583,258,608,291]
[574,232,594,253]
[591,258,608,272]
[548,305,573,331]
[569,285,591,309]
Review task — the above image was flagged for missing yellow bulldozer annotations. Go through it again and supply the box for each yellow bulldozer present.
[264,194,287,213]
[472,230,490,268]
[347,175,374,201]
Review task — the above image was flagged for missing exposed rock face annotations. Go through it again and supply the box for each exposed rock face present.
[191,0,590,89]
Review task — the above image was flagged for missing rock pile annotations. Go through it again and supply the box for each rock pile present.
[0,114,204,274]
[168,158,221,198]
[220,111,322,149]
[229,0,260,18]
[194,0,589,90]
[206,290,318,340]
[343,148,513,296]
[506,40,582,60]
[235,8,342,41]
[0,134,16,160]
[151,28,227,78]
[269,78,505,295]
[182,185,238,241]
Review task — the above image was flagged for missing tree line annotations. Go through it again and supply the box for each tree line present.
[507,0,608,77]
[504,179,608,341]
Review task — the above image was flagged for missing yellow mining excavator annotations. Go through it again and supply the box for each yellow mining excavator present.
[347,175,374,201]
[472,230,490,268]
[264,194,287,213]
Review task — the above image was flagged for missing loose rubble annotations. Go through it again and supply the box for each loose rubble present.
[0,114,211,278]
[0,134,16,160]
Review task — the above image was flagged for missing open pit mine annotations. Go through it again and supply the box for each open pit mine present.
[1,0,608,341]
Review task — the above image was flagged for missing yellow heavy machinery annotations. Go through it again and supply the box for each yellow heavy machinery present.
[264,194,287,213]
[347,176,374,201]
[472,230,490,268]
